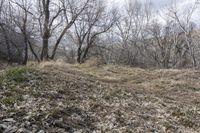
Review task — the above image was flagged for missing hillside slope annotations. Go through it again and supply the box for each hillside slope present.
[0,62,200,133]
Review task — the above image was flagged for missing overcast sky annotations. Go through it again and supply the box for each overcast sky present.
[110,0,199,25]
[110,0,197,10]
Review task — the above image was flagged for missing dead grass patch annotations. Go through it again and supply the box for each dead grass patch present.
[1,62,200,132]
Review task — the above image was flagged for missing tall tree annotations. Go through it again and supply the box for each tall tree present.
[10,0,40,64]
[169,0,199,68]
[73,0,118,63]
[37,0,90,60]
[50,0,90,59]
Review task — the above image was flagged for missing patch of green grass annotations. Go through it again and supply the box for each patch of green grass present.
[163,122,175,131]
[5,67,33,83]
[49,108,62,119]
[103,88,129,101]
[172,108,185,117]
[0,96,16,106]
[179,118,196,128]
[0,92,25,107]
[0,72,4,86]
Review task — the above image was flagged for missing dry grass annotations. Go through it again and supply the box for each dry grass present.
[1,61,200,132]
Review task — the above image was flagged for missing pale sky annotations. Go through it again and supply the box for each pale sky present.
[110,0,197,10]
[109,0,199,25]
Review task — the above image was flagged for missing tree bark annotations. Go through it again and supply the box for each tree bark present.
[41,0,50,60]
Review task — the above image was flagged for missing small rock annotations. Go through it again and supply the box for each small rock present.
[0,124,8,132]
[74,130,84,133]
[3,126,18,133]
[17,128,32,133]
[151,128,158,133]
[0,124,8,129]
[3,118,16,123]
[53,118,63,125]
[37,130,45,133]
[1,104,7,110]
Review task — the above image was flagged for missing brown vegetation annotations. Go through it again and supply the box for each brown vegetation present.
[0,62,200,132]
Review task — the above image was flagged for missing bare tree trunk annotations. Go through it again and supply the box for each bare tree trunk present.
[41,0,50,60]
[77,46,82,64]
[0,25,12,64]
[41,38,49,60]
[81,44,91,63]
[50,0,90,60]
[28,40,40,62]
[50,23,73,59]
[22,36,28,65]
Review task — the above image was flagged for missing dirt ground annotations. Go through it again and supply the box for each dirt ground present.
[0,62,200,133]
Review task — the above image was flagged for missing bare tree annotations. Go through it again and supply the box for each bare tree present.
[37,0,62,60]
[114,0,152,66]
[50,0,90,59]
[146,20,176,68]
[10,0,40,64]
[0,1,15,64]
[0,0,4,17]
[168,0,200,68]
[36,0,90,60]
[72,0,118,63]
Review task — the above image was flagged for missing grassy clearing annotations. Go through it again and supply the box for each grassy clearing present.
[1,61,200,132]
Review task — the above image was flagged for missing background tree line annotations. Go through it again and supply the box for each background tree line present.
[0,0,200,69]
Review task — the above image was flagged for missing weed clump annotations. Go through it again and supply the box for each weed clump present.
[0,97,16,106]
[4,67,33,83]
[0,74,3,86]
